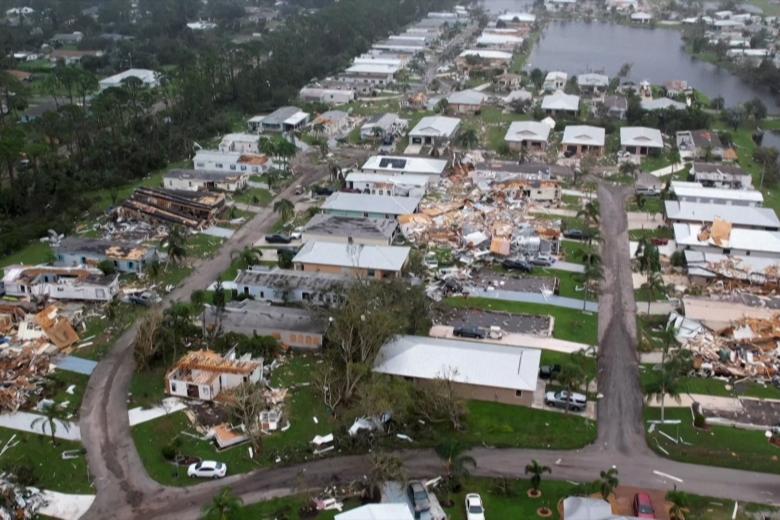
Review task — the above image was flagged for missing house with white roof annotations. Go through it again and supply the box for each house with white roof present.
[497,12,536,25]
[321,192,422,219]
[312,110,351,138]
[504,121,551,153]
[373,335,542,406]
[562,125,605,156]
[691,162,752,189]
[543,71,568,92]
[360,113,407,140]
[361,155,447,176]
[456,50,513,73]
[619,127,663,157]
[293,242,411,279]
[446,90,488,114]
[641,97,686,111]
[409,116,461,146]
[248,106,309,134]
[545,0,577,10]
[631,11,653,23]
[193,150,271,175]
[665,200,780,230]
[674,222,780,259]
[342,62,400,93]
[99,69,159,91]
[219,133,261,154]
[163,169,249,193]
[541,90,580,117]
[671,181,763,207]
[299,86,355,106]
[576,73,609,95]
[476,32,524,50]
[335,504,414,520]
[346,172,430,197]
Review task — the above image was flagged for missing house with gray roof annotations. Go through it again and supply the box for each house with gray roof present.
[321,192,421,219]
[446,90,488,114]
[302,214,398,245]
[641,97,686,111]
[691,162,752,189]
[248,106,309,134]
[293,242,410,279]
[576,73,609,95]
[664,200,779,230]
[234,267,351,305]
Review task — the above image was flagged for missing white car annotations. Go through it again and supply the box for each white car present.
[187,460,227,479]
[465,493,485,520]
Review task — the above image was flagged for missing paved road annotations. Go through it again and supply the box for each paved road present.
[79,176,780,520]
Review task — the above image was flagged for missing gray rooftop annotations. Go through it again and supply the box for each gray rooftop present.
[165,169,244,181]
[204,300,326,335]
[664,200,780,228]
[261,106,304,125]
[322,192,422,215]
[234,267,352,291]
[303,214,398,240]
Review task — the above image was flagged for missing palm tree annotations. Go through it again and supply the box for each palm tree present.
[524,459,551,494]
[30,402,70,445]
[666,490,689,520]
[635,238,660,276]
[367,452,406,501]
[436,439,476,490]
[641,271,665,315]
[645,364,682,423]
[576,201,600,228]
[557,363,586,414]
[598,467,619,500]
[619,161,638,183]
[580,258,603,311]
[273,198,295,225]
[456,127,479,150]
[231,246,263,269]
[202,487,243,520]
[164,225,187,266]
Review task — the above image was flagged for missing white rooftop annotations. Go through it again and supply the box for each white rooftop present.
[641,97,686,111]
[477,33,524,45]
[335,504,414,520]
[99,68,158,88]
[577,73,609,87]
[620,126,663,148]
[322,192,422,215]
[562,125,605,147]
[361,155,447,175]
[459,49,513,60]
[409,116,461,138]
[293,242,410,272]
[497,12,536,22]
[671,181,764,204]
[665,200,779,228]
[447,89,488,106]
[345,62,401,75]
[674,223,780,255]
[541,90,580,112]
[346,172,431,187]
[505,121,551,143]
[374,335,541,392]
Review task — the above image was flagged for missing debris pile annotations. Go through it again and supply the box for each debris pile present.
[0,474,47,520]
[0,349,52,412]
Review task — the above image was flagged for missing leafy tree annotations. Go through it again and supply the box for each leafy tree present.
[202,487,243,520]
[436,440,476,491]
[97,260,117,275]
[164,226,187,266]
[366,453,406,501]
[524,459,551,492]
[456,127,479,149]
[635,238,661,276]
[231,247,263,269]
[227,382,268,456]
[597,467,619,500]
[273,198,295,224]
[641,271,665,315]
[557,362,587,413]
[666,490,689,520]
[30,402,71,445]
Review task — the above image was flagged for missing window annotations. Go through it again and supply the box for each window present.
[216,163,223,168]
[230,164,236,170]
[515,390,523,397]
[240,165,247,171]
[367,269,376,277]
[244,287,249,295]
[259,291,264,298]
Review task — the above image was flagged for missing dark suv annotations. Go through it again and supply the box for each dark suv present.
[453,325,487,339]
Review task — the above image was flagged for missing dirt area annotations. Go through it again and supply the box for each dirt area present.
[470,271,559,294]
[434,308,552,336]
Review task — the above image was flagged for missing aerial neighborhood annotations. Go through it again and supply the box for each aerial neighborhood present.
[3,0,780,518]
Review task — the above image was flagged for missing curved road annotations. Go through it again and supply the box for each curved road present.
[79,182,780,520]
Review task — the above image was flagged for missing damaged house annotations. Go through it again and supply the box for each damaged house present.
[320,192,421,220]
[293,241,411,279]
[302,214,398,246]
[691,162,753,189]
[2,265,119,302]
[345,172,429,197]
[166,350,263,401]
[674,219,780,259]
[234,267,351,305]
[204,300,327,350]
[119,187,226,228]
[670,181,763,207]
[163,169,249,193]
[16,305,80,350]
[360,155,448,177]
[55,237,159,273]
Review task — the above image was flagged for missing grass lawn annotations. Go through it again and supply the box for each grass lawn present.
[639,153,675,173]
[77,303,145,360]
[634,285,668,303]
[0,427,91,494]
[627,196,663,214]
[233,188,273,206]
[641,368,780,400]
[41,370,90,418]
[445,297,598,345]
[187,234,225,259]
[645,407,780,474]
[439,400,596,450]
[558,240,593,264]
[128,366,168,409]
[0,241,53,268]
[533,268,581,299]
[628,227,674,241]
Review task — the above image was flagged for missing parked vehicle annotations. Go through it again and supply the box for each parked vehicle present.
[407,481,431,516]
[563,229,585,240]
[650,238,669,246]
[632,492,656,519]
[290,227,304,240]
[187,460,227,479]
[453,326,487,339]
[265,234,292,244]
[539,364,562,380]
[502,258,533,272]
[636,186,660,197]
[294,184,305,195]
[531,255,555,266]
[544,390,587,412]
[465,493,486,520]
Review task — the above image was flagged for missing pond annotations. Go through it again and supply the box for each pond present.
[526,21,779,112]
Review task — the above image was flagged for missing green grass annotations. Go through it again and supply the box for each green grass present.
[0,241,53,268]
[627,195,663,214]
[77,303,145,360]
[628,227,674,241]
[186,234,225,259]
[0,427,91,494]
[41,370,90,418]
[641,368,780,400]
[233,188,273,206]
[640,152,675,173]
[646,407,780,474]
[445,297,598,345]
[634,284,668,302]
[129,366,167,409]
[533,267,581,299]
[559,240,593,264]
[440,400,596,450]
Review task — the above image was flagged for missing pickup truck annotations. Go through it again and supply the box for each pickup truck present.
[544,390,587,412]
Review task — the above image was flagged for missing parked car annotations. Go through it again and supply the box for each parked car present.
[407,481,431,516]
[290,227,304,240]
[531,255,556,266]
[544,390,587,412]
[187,460,227,479]
[633,492,656,519]
[539,364,562,380]
[453,325,487,339]
[502,258,533,272]
[265,234,292,244]
[563,229,585,240]
[465,493,486,520]
[651,237,669,246]
[294,184,305,195]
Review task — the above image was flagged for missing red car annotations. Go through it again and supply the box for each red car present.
[633,492,656,519]
[651,237,669,246]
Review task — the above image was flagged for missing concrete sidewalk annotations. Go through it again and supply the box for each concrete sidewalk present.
[0,411,81,441]
[430,324,594,352]
[127,398,187,427]
[38,490,95,520]
[646,393,743,411]
[465,287,599,312]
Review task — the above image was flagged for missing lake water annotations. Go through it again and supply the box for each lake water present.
[526,21,779,112]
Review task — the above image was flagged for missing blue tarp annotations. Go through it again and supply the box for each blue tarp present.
[56,356,98,375]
